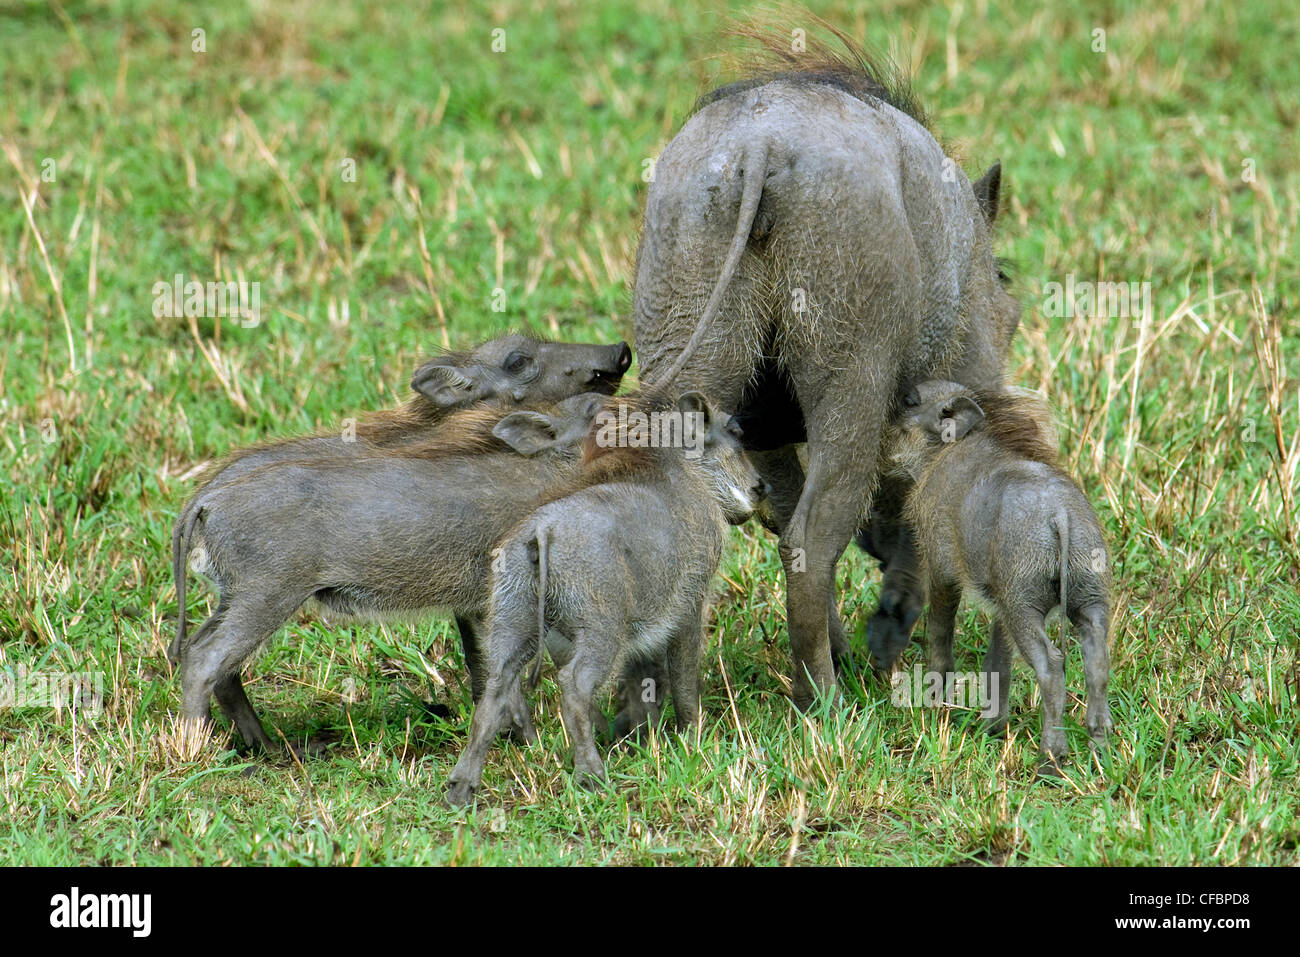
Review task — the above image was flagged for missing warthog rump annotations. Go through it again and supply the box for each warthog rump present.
[631,27,1021,707]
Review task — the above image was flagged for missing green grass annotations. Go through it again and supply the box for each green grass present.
[1,0,1296,865]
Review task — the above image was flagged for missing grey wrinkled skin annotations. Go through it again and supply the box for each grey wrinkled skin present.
[886,380,1113,766]
[446,393,763,804]
[171,393,609,751]
[631,55,1021,709]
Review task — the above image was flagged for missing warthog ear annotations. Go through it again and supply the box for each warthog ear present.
[411,362,477,407]
[493,411,559,456]
[572,392,607,421]
[932,395,984,441]
[973,161,1002,225]
[677,391,712,429]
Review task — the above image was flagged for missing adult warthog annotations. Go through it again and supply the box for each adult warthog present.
[633,31,1021,707]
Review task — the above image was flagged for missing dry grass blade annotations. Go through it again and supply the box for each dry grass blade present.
[4,141,77,374]
[405,183,451,350]
[186,312,250,414]
[1250,282,1299,552]
[235,106,329,256]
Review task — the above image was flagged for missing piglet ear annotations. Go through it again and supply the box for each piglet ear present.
[572,392,607,422]
[973,161,1002,225]
[934,395,984,441]
[676,391,712,429]
[412,362,477,408]
[493,411,559,456]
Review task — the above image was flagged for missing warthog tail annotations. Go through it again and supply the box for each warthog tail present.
[168,501,204,666]
[527,526,550,690]
[1053,508,1069,616]
[647,142,769,389]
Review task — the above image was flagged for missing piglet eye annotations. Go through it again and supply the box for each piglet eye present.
[903,389,920,408]
[505,352,531,374]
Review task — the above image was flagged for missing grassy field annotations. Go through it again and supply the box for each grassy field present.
[1,0,1296,865]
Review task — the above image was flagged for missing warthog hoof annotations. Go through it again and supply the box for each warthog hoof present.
[1087,715,1114,749]
[1036,756,1066,779]
[611,710,636,743]
[867,611,911,670]
[281,735,332,763]
[982,715,1009,738]
[572,768,607,792]
[445,778,478,807]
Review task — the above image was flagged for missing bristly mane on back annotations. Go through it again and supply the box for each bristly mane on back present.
[694,15,930,132]
[379,403,516,459]
[971,389,1060,466]
[195,398,520,485]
